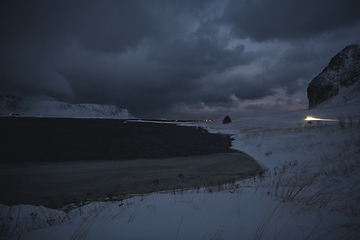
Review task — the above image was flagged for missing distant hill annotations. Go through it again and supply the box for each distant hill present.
[307,44,360,108]
[0,94,134,119]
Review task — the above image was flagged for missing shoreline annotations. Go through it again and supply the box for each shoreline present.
[1,117,264,209]
[0,152,263,209]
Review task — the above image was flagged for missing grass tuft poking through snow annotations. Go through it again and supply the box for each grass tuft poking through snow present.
[1,105,360,239]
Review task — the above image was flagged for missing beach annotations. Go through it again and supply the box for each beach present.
[0,117,262,208]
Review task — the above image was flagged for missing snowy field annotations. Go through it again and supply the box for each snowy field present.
[1,103,360,240]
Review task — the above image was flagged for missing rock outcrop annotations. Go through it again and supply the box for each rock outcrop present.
[223,115,232,124]
[307,44,360,108]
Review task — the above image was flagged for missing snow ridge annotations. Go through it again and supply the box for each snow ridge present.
[0,94,134,119]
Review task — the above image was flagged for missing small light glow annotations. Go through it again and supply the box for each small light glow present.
[304,116,337,121]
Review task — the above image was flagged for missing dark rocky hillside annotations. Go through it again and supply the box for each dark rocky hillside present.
[307,44,360,108]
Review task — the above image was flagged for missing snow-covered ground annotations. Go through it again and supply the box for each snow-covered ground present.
[0,95,134,119]
[1,103,360,240]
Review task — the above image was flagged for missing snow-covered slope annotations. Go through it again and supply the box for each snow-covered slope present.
[317,80,360,108]
[0,94,134,119]
[307,44,360,108]
[2,103,359,240]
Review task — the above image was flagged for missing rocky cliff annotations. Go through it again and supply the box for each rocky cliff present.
[307,44,360,108]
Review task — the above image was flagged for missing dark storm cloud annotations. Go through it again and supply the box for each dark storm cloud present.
[0,0,158,51]
[1,0,360,118]
[223,0,360,41]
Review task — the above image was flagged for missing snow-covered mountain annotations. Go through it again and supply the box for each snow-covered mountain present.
[316,79,360,108]
[0,94,134,119]
[307,44,360,108]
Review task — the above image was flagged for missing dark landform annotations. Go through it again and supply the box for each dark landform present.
[307,44,360,108]
[223,115,232,124]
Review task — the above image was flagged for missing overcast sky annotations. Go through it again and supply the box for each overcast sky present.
[1,0,359,119]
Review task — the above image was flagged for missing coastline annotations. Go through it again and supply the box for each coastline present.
[1,117,264,209]
[0,152,262,209]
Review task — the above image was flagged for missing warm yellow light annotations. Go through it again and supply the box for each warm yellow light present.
[304,116,337,121]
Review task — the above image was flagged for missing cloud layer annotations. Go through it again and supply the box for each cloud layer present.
[1,0,360,118]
